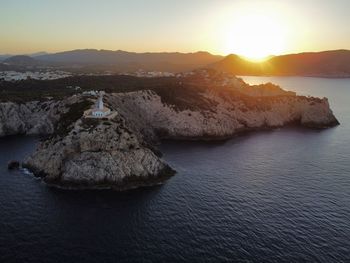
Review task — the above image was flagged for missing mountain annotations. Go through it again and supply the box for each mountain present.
[211,50,350,77]
[0,52,48,61]
[0,54,12,62]
[3,55,41,66]
[3,49,350,76]
[36,49,223,72]
[30,51,49,57]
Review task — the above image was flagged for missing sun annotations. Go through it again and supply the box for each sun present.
[223,12,287,61]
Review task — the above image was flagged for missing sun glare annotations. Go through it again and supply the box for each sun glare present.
[223,11,288,61]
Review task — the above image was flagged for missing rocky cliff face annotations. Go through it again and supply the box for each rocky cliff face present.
[107,89,339,142]
[1,74,340,191]
[0,96,85,137]
[24,114,174,190]
[0,101,56,136]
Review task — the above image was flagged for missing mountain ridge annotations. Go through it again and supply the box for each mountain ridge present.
[2,49,350,76]
[0,49,221,72]
[35,49,223,66]
[210,49,350,77]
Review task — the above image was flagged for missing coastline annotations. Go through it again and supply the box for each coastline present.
[1,72,340,191]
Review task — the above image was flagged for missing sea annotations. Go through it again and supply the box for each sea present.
[0,77,349,263]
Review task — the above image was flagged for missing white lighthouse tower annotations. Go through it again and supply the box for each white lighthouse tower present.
[91,91,111,117]
[97,91,104,110]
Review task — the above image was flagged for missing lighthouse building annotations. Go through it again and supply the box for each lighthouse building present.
[82,91,112,118]
[91,92,111,117]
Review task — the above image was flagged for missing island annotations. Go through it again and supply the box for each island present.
[0,69,339,190]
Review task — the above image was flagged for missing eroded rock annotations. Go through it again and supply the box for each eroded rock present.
[23,115,174,190]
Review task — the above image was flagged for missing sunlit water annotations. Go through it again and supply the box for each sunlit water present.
[1,77,350,262]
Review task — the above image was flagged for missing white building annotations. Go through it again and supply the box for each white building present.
[83,91,118,119]
[82,90,98,96]
[91,91,111,117]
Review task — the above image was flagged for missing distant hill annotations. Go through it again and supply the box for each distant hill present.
[2,49,350,76]
[3,55,41,66]
[36,49,223,72]
[210,50,350,77]
[0,52,48,61]
[30,51,49,57]
[0,55,12,62]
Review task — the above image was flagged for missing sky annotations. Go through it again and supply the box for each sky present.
[1,0,350,57]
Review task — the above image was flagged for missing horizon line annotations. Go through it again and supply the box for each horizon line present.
[1,48,350,58]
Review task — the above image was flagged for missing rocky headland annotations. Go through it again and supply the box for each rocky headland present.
[23,112,174,190]
[0,71,339,190]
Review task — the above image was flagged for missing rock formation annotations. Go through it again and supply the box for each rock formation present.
[107,89,339,142]
[0,96,83,137]
[23,113,174,190]
[0,101,56,136]
[0,72,340,190]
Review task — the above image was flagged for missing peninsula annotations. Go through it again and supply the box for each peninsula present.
[0,70,339,190]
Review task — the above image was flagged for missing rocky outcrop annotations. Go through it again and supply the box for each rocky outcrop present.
[107,89,339,142]
[1,74,340,191]
[0,97,83,137]
[7,160,20,170]
[0,101,56,136]
[0,96,98,137]
[24,114,174,190]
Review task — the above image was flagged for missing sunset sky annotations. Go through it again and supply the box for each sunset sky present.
[1,0,350,59]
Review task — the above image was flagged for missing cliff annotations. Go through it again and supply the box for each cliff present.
[107,89,339,142]
[1,72,339,190]
[0,101,57,136]
[23,112,174,190]
[0,96,89,137]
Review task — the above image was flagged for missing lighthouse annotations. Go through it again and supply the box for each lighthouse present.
[97,91,104,110]
[91,91,111,117]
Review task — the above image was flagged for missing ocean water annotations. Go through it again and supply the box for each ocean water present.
[1,77,350,263]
